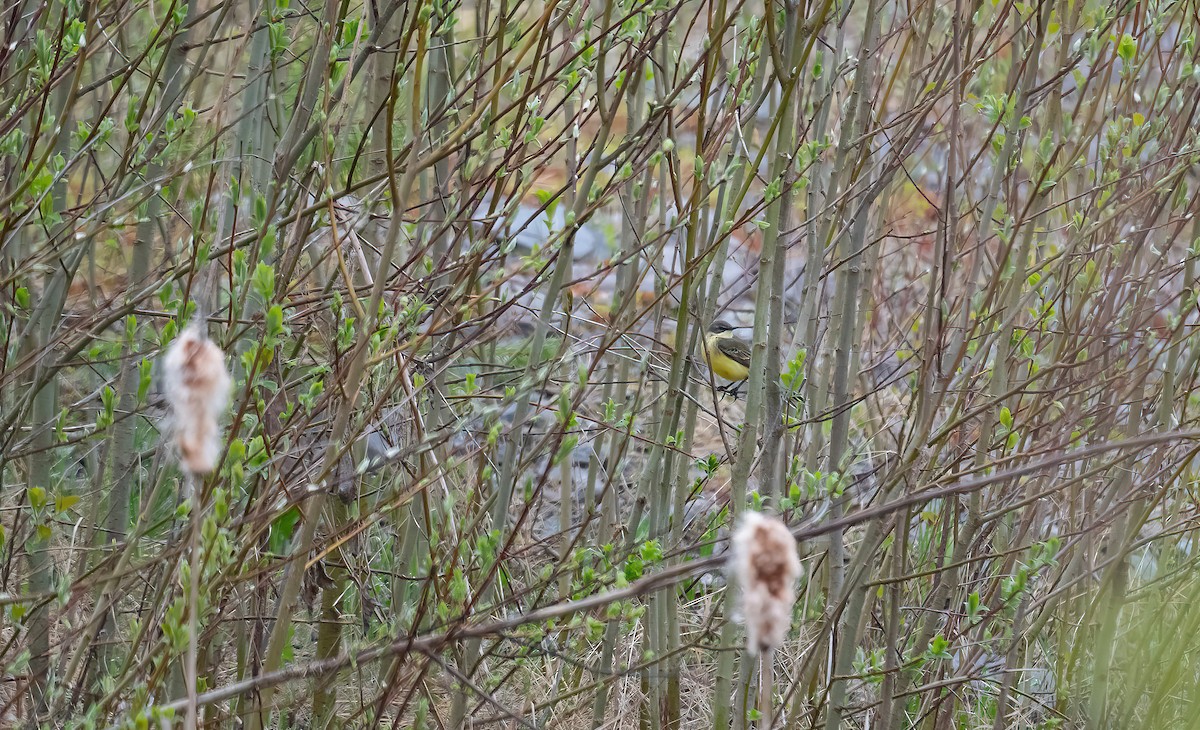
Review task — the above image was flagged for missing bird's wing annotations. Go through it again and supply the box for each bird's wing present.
[716,337,752,368]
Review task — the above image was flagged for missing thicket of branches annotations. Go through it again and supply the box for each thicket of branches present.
[4,0,1200,727]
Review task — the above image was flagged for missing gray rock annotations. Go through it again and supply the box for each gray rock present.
[474,199,608,261]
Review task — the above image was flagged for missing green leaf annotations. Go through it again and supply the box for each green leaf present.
[137,358,153,405]
[928,634,951,660]
[55,494,80,513]
[160,320,178,347]
[100,385,116,425]
[640,539,663,564]
[28,487,47,511]
[252,194,268,227]
[252,262,275,302]
[764,176,781,202]
[1117,33,1137,65]
[450,568,468,603]
[534,188,560,223]
[259,226,277,260]
[268,506,302,554]
[265,304,284,340]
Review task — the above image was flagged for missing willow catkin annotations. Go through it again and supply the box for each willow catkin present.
[162,326,231,474]
[729,511,802,654]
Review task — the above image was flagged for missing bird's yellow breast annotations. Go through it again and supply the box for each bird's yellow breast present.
[704,335,751,382]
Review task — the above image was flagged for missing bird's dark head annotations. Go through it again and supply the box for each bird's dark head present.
[708,320,736,334]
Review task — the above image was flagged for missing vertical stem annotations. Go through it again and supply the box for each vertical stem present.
[716,5,818,724]
[758,650,774,729]
[23,335,55,719]
[310,497,350,726]
[885,6,1051,726]
[91,0,203,695]
[455,4,598,724]
[185,476,201,729]
[251,15,427,725]
[759,4,803,502]
[819,0,893,724]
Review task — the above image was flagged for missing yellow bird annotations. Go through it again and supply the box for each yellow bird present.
[703,320,752,396]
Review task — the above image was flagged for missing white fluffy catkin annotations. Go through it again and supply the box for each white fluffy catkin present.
[729,511,802,654]
[162,326,231,474]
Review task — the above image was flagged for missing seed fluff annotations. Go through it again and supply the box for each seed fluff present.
[162,325,231,474]
[729,511,802,654]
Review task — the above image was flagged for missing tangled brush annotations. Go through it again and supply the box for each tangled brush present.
[729,511,802,654]
[162,325,232,474]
